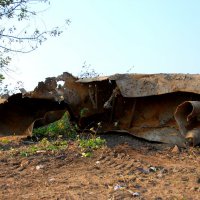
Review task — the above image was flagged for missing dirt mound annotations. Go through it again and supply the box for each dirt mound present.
[0,135,200,199]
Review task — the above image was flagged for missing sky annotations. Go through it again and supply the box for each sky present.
[4,0,200,91]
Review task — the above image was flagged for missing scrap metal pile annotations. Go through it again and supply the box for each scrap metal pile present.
[1,72,200,147]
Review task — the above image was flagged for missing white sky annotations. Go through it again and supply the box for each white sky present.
[3,0,200,91]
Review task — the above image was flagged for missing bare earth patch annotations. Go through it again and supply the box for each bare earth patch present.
[0,134,200,200]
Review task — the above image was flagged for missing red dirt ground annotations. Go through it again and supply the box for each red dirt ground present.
[0,133,200,200]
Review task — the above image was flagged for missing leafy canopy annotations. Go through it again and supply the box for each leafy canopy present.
[0,0,69,92]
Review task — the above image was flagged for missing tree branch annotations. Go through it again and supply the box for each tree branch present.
[1,31,47,40]
[0,44,37,53]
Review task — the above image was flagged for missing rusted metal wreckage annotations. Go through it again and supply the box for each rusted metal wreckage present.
[1,72,200,147]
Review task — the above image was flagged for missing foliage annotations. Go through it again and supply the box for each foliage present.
[0,73,4,83]
[0,0,69,54]
[79,137,106,150]
[0,0,70,93]
[0,138,11,144]
[80,107,89,118]
[33,113,78,139]
[32,111,105,158]
[0,80,23,95]
[78,136,106,157]
[20,137,68,157]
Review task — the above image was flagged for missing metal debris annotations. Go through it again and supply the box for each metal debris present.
[1,72,200,147]
[174,101,200,146]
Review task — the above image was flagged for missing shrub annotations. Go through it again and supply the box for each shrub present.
[33,113,78,139]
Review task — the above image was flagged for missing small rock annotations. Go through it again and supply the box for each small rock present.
[132,192,140,197]
[160,168,168,174]
[36,164,44,170]
[171,145,180,153]
[20,159,29,167]
[172,168,178,173]
[157,173,163,178]
[36,150,46,153]
[48,178,55,183]
[149,166,157,172]
[114,184,124,191]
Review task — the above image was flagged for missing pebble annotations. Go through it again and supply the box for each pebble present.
[36,164,44,170]
[20,159,29,167]
[171,145,180,153]
[157,173,163,178]
[149,166,157,172]
[114,184,123,191]
[132,192,140,197]
[48,178,56,183]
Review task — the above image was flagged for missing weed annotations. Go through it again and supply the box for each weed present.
[20,151,29,157]
[19,138,68,157]
[33,113,78,139]
[80,107,89,117]
[0,138,11,144]
[81,152,92,157]
[78,136,106,157]
[79,137,105,150]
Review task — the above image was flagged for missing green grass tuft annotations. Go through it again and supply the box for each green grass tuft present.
[20,138,68,157]
[33,113,78,139]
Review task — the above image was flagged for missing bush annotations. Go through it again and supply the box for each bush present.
[33,113,78,139]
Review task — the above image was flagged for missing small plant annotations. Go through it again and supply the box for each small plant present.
[79,137,105,150]
[19,138,68,157]
[0,138,11,144]
[81,152,93,157]
[78,136,106,157]
[80,107,89,117]
[33,113,78,139]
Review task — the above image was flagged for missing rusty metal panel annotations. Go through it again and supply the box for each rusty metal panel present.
[76,76,108,83]
[130,128,186,147]
[77,73,200,97]
[0,93,71,136]
[109,74,200,97]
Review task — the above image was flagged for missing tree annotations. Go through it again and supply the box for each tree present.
[0,0,70,93]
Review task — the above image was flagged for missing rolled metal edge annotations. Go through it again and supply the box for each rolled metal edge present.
[174,101,200,145]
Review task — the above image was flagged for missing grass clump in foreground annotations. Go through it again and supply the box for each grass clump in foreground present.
[20,138,68,157]
[0,138,11,144]
[33,113,78,140]
[19,136,106,157]
[78,136,106,157]
[19,112,106,157]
